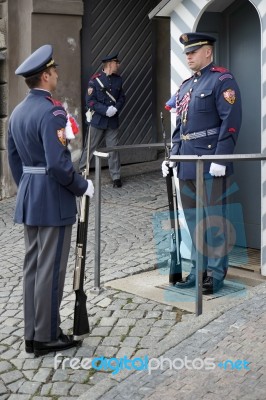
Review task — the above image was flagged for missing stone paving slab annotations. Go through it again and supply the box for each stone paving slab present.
[104,267,256,314]
[158,279,246,299]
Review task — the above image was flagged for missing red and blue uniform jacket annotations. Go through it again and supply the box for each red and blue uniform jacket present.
[171,63,242,180]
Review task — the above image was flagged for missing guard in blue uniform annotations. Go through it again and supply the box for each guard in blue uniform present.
[79,53,125,187]
[8,44,94,356]
[162,33,242,293]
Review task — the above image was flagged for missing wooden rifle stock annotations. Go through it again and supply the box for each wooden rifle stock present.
[160,112,182,285]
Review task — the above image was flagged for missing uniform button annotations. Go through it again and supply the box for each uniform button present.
[208,145,212,148]
[201,94,205,97]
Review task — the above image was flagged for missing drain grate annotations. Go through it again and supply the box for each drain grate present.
[157,280,246,301]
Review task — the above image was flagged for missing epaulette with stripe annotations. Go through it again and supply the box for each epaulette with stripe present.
[46,96,63,107]
[210,66,229,73]
[90,72,101,80]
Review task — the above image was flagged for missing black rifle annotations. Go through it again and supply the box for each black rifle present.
[160,112,182,285]
[73,126,91,340]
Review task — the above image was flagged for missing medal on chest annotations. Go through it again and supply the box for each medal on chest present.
[177,88,193,124]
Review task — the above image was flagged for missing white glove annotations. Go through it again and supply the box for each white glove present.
[85,180,94,198]
[162,161,176,177]
[106,106,117,117]
[209,162,226,177]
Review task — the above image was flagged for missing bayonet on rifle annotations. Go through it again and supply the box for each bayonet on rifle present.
[160,112,182,285]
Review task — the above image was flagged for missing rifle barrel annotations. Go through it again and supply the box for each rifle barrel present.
[72,184,90,338]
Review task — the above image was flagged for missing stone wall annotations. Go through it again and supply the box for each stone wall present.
[0,0,10,199]
[0,0,168,200]
[0,0,84,199]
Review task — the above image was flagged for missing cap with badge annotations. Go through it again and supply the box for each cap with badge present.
[179,32,216,54]
[15,44,58,77]
[101,53,120,63]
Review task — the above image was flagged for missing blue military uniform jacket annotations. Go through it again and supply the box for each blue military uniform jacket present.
[86,71,125,129]
[8,89,88,226]
[171,63,242,180]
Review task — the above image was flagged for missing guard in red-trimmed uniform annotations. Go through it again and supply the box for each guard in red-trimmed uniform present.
[162,33,242,293]
[79,53,125,188]
[8,44,94,356]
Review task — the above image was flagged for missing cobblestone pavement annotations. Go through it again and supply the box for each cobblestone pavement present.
[95,284,266,400]
[0,160,266,400]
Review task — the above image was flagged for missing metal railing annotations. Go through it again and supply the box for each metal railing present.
[170,153,266,315]
[91,144,165,295]
[90,150,110,295]
[92,146,266,315]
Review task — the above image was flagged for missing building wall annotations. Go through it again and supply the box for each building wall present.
[0,0,169,199]
[0,0,9,199]
[0,0,83,199]
[257,0,266,274]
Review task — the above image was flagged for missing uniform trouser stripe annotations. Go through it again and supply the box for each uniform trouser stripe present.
[51,226,66,340]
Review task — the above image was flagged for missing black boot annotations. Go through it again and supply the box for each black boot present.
[34,332,82,357]
[202,276,224,294]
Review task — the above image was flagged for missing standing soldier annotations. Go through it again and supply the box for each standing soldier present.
[162,32,242,293]
[8,44,94,356]
[79,53,126,188]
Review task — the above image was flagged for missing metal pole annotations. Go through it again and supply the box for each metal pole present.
[90,151,109,294]
[195,159,204,316]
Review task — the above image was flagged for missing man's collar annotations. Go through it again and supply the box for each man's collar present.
[193,62,213,76]
[31,88,52,96]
